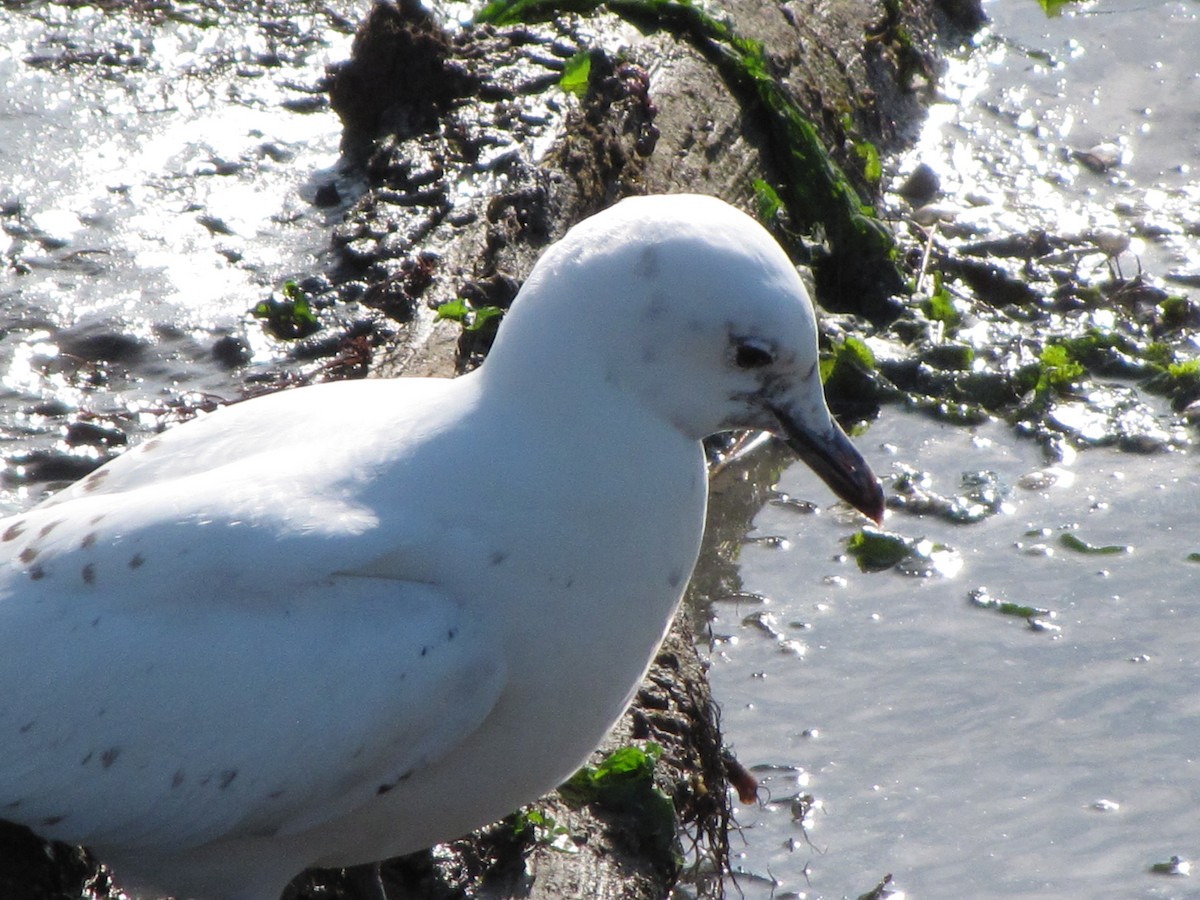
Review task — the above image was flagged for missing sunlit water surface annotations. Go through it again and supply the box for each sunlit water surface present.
[706,415,1199,899]
[900,0,1199,286]
[0,2,362,510]
[707,1,1200,897]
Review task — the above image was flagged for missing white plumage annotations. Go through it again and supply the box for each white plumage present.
[0,194,882,900]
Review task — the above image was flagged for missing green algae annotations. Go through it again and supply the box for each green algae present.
[253,281,320,340]
[559,50,593,97]
[846,528,961,576]
[1059,533,1131,556]
[967,587,1051,620]
[476,0,904,307]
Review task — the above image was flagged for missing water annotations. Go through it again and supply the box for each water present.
[707,416,1200,898]
[898,0,1199,286]
[0,1,363,511]
[708,1,1200,894]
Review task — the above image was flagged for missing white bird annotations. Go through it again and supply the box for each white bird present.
[0,193,883,900]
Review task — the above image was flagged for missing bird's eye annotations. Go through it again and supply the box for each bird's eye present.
[733,340,775,370]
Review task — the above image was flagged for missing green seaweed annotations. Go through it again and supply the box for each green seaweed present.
[511,808,575,850]
[559,743,675,854]
[1059,533,1131,556]
[841,113,882,185]
[846,529,910,571]
[1036,343,1086,394]
[559,49,593,96]
[847,529,961,576]
[436,298,505,333]
[1036,0,1082,16]
[969,596,1051,619]
[921,273,961,328]
[821,336,883,412]
[476,0,904,305]
[253,281,320,340]
[752,178,785,223]
[1148,855,1191,876]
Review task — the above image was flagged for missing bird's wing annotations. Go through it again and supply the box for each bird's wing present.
[0,491,506,853]
[36,377,450,508]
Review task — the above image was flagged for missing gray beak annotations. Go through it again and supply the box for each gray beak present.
[768,403,885,524]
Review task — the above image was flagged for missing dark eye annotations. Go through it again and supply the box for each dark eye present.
[733,340,774,370]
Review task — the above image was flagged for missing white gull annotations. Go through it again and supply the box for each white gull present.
[0,193,884,900]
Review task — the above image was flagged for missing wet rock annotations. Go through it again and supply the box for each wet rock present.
[897,162,940,203]
[290,313,387,362]
[4,448,106,487]
[197,214,235,235]
[947,256,1042,307]
[935,0,988,32]
[30,398,73,418]
[889,467,1011,523]
[281,95,328,114]
[0,821,107,900]
[313,181,342,207]
[212,334,254,368]
[327,0,479,151]
[921,341,974,370]
[962,230,1056,260]
[1072,142,1122,174]
[64,420,128,449]
[361,252,438,323]
[56,323,146,364]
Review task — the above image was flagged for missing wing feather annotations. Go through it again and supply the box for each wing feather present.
[0,468,505,851]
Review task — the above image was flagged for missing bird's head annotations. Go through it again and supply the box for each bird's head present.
[486,193,885,523]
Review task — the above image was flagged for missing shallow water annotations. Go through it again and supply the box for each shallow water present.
[0,1,362,511]
[898,0,1199,286]
[708,1,1200,894]
[706,415,1200,899]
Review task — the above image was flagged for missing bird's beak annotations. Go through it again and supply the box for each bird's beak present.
[768,401,885,524]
